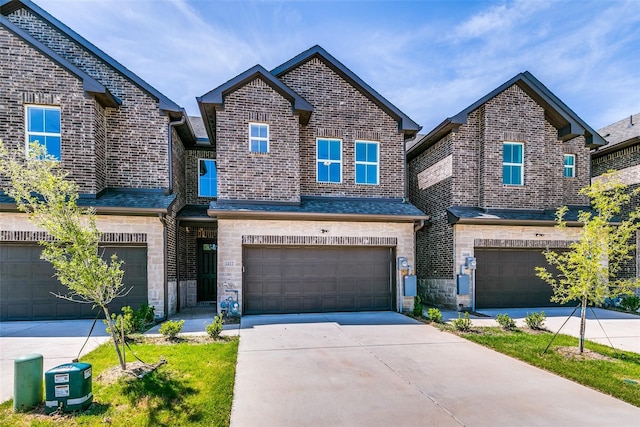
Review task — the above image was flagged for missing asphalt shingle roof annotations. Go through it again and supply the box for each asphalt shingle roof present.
[596,113,639,149]
[447,205,597,224]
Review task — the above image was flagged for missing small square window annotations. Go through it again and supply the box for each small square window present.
[249,123,269,153]
[198,159,217,197]
[563,154,575,178]
[355,141,379,185]
[503,142,523,185]
[25,105,61,159]
[317,138,342,183]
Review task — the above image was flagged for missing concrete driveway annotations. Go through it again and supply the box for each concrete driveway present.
[231,311,640,427]
[0,319,110,403]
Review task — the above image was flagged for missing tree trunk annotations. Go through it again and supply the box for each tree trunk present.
[102,306,126,370]
[579,295,587,353]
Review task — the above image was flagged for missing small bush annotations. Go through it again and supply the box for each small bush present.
[496,313,516,331]
[620,295,640,312]
[525,311,546,330]
[452,312,472,332]
[427,307,443,323]
[104,303,156,340]
[206,313,225,338]
[413,296,424,317]
[159,319,185,339]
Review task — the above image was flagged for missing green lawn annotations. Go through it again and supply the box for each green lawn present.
[0,337,239,426]
[458,327,640,407]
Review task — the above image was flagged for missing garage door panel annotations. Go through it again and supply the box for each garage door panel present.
[244,247,393,314]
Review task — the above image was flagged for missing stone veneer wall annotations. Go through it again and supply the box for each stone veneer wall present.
[1,213,167,318]
[216,219,416,313]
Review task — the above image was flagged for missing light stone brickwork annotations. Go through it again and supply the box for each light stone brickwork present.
[417,155,452,190]
[1,213,167,318]
[217,219,416,313]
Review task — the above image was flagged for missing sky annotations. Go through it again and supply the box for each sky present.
[34,0,640,133]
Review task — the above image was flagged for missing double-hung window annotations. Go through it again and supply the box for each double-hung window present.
[503,142,523,185]
[198,159,217,197]
[26,105,61,159]
[355,141,379,185]
[249,123,268,153]
[563,154,575,178]
[316,138,342,183]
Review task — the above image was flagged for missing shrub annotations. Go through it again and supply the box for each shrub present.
[620,295,640,312]
[159,319,185,339]
[137,303,156,327]
[452,312,472,332]
[427,307,443,323]
[104,304,156,339]
[525,311,547,330]
[413,296,424,317]
[206,313,225,339]
[496,313,516,331]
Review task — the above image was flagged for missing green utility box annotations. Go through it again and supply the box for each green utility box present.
[13,353,43,412]
[44,362,93,414]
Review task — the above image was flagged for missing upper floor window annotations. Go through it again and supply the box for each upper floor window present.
[355,141,379,185]
[317,138,342,183]
[563,154,575,178]
[503,142,523,185]
[26,105,61,160]
[249,123,269,153]
[198,159,217,197]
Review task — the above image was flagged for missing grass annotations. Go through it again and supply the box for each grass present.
[0,337,239,426]
[458,327,640,407]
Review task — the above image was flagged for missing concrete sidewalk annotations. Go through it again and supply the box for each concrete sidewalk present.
[231,311,640,426]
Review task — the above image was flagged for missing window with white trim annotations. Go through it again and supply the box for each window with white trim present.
[502,142,523,185]
[316,138,342,183]
[249,123,268,153]
[563,154,575,178]
[355,141,379,185]
[25,105,61,159]
[198,159,217,197]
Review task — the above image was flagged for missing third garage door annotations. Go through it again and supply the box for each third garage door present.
[243,246,394,315]
[475,248,565,308]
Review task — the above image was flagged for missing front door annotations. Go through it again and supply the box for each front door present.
[197,240,217,302]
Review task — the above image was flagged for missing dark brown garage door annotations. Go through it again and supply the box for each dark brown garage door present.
[243,246,394,315]
[475,248,567,308]
[0,244,148,320]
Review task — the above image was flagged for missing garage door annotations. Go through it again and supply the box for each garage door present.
[243,247,394,315]
[475,248,566,308]
[0,244,148,320]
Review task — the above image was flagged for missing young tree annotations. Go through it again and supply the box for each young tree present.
[0,141,129,369]
[536,172,640,352]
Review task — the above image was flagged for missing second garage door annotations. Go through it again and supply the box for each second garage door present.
[243,246,394,315]
[475,248,567,308]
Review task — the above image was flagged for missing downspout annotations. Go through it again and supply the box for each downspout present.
[159,212,169,320]
[403,137,408,202]
[167,115,186,193]
[176,219,181,313]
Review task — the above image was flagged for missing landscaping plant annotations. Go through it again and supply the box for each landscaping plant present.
[413,295,424,317]
[206,313,225,339]
[427,307,443,323]
[159,319,185,339]
[619,295,640,312]
[452,312,472,332]
[496,313,516,331]
[536,172,640,352]
[525,311,547,330]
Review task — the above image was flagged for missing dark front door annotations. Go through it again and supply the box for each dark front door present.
[197,240,217,302]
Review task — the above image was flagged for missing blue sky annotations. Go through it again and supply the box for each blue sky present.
[36,0,640,132]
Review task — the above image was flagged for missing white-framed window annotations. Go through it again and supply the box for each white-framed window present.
[563,154,576,178]
[25,105,61,159]
[198,159,217,197]
[503,142,524,185]
[316,138,342,183]
[249,123,269,153]
[355,140,379,185]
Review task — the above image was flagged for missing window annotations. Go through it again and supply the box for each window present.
[502,142,523,185]
[198,159,217,197]
[25,105,61,159]
[249,123,268,153]
[316,138,342,183]
[355,141,379,185]
[563,154,576,178]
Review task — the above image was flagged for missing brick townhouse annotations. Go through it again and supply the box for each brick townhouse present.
[591,113,640,284]
[407,72,606,309]
[0,0,196,320]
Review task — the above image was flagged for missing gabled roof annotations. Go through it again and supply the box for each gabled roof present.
[592,113,640,158]
[272,45,421,139]
[0,15,120,108]
[197,64,313,143]
[0,0,182,114]
[408,71,606,160]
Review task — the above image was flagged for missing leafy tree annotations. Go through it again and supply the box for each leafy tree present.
[536,172,640,352]
[0,141,130,369]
